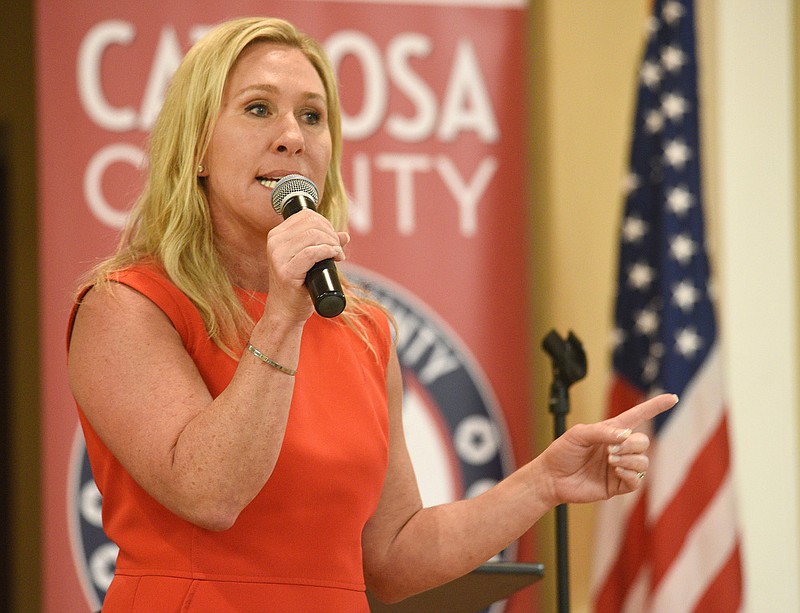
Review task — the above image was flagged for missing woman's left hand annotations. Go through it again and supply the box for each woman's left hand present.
[538,393,679,506]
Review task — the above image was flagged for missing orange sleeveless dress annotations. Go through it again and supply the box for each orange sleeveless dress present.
[73,265,391,612]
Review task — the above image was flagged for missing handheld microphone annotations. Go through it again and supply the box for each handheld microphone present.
[271,174,346,318]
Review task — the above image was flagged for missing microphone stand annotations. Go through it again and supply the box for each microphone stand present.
[541,330,587,613]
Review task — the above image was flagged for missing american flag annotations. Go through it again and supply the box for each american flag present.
[591,1,744,611]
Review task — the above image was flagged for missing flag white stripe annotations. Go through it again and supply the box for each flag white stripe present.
[591,487,642,587]
[649,473,739,612]
[647,345,726,520]
[622,568,651,613]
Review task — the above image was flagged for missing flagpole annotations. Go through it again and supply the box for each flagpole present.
[541,330,587,613]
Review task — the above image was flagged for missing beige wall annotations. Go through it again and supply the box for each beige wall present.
[712,1,800,610]
[528,1,800,612]
[527,2,650,610]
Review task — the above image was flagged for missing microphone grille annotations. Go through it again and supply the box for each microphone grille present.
[271,174,319,214]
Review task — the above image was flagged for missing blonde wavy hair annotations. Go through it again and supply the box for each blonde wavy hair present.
[83,17,385,356]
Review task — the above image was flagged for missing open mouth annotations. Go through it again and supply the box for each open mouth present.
[257,177,279,189]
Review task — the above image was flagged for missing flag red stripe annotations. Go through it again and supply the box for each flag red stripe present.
[593,494,649,613]
[691,542,744,612]
[650,413,732,587]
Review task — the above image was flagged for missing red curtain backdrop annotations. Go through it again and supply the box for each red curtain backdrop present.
[36,2,531,610]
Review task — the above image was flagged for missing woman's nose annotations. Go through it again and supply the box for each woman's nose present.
[272,113,304,155]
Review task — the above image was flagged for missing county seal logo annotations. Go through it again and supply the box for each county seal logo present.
[68,265,516,612]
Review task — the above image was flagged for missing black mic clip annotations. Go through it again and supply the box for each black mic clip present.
[541,330,587,416]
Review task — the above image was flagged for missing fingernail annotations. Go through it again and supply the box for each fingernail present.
[608,444,622,454]
[608,454,621,464]
[616,428,632,440]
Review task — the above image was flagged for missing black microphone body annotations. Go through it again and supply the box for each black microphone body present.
[271,175,346,318]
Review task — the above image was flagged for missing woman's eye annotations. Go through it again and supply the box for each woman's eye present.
[245,103,269,117]
[302,110,322,125]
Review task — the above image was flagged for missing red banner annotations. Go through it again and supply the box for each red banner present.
[37,2,531,610]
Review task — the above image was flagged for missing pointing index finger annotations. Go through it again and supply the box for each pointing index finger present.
[613,393,679,431]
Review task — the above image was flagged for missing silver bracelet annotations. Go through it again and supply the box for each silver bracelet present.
[246,343,297,376]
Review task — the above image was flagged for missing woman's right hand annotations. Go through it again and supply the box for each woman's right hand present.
[264,208,349,323]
